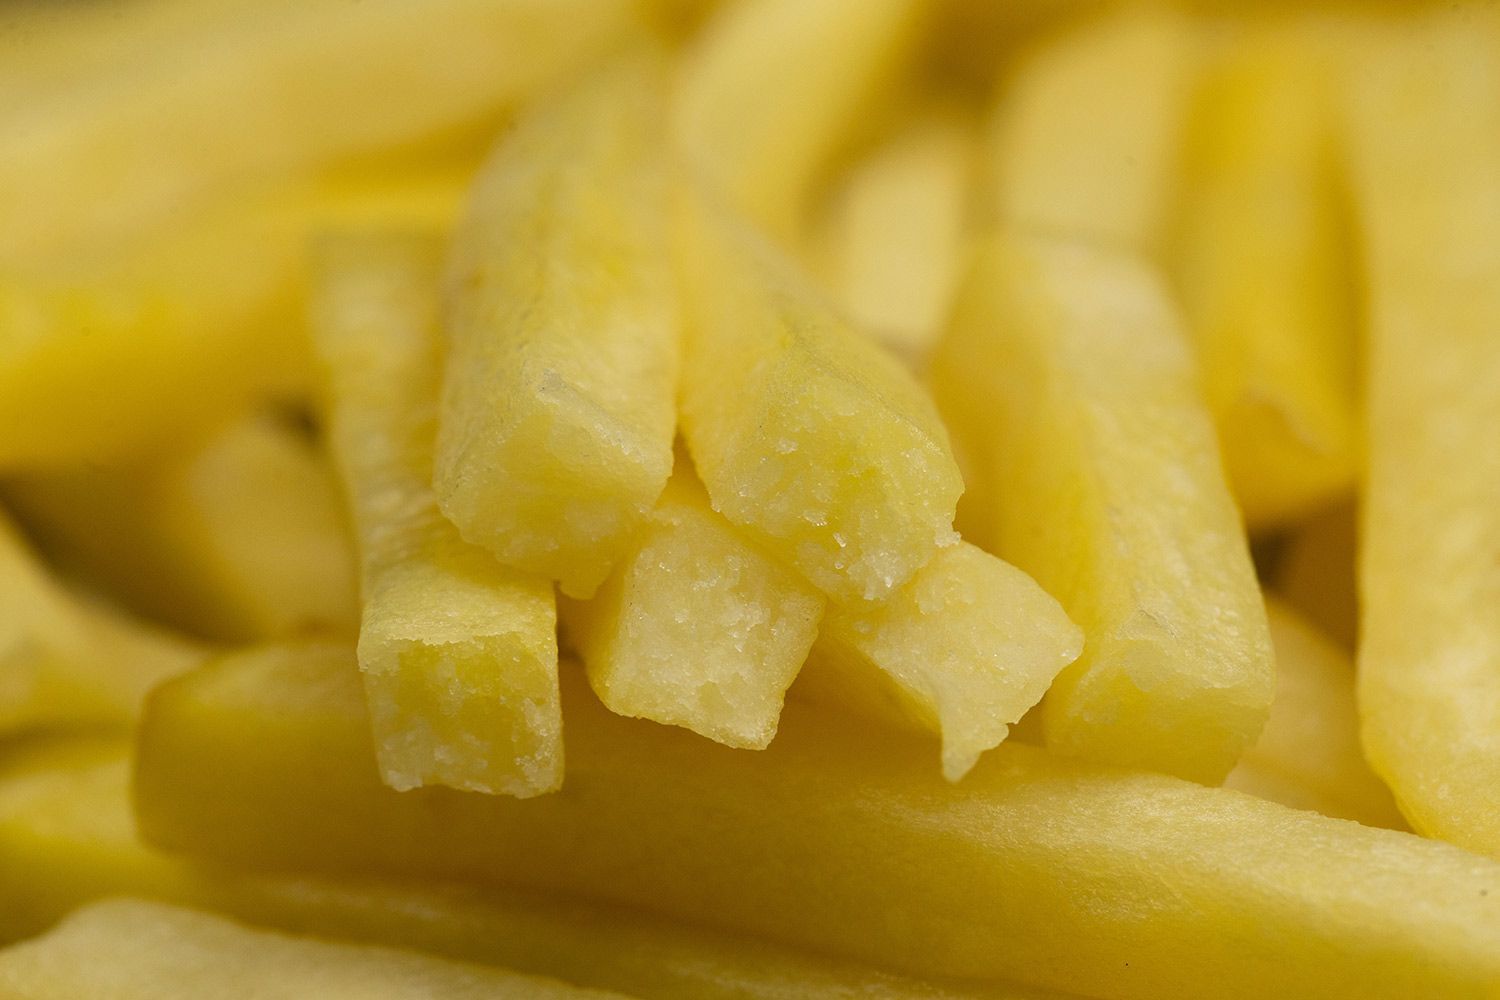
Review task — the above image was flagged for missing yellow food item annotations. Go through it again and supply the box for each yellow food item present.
[1345,6,1500,857]
[0,899,630,999]
[136,643,1500,1000]
[677,191,963,603]
[564,468,823,750]
[1275,499,1358,651]
[1224,599,1401,828]
[312,233,559,797]
[811,104,978,366]
[435,51,678,600]
[1169,31,1358,529]
[986,5,1195,255]
[6,411,356,643]
[674,0,927,240]
[931,232,1273,783]
[801,542,1082,781]
[0,512,202,736]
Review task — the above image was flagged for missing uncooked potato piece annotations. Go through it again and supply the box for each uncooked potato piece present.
[136,643,1500,1000]
[436,51,679,599]
[312,233,559,797]
[931,232,1273,784]
[677,190,963,603]
[1344,5,1500,858]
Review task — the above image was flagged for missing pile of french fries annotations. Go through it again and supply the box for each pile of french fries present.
[2,0,1499,997]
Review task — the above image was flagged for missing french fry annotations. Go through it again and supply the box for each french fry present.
[312,233,559,797]
[677,190,963,603]
[0,0,633,268]
[799,542,1082,781]
[0,899,631,1000]
[674,0,927,241]
[810,104,979,366]
[1224,599,1402,828]
[6,411,357,643]
[985,5,1195,255]
[930,232,1273,783]
[1344,5,1500,856]
[1,739,1058,1000]
[435,51,679,600]
[1168,29,1358,529]
[562,468,824,750]
[136,643,1500,1000]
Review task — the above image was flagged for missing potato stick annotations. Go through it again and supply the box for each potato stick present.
[562,469,824,750]
[799,542,1082,781]
[1169,31,1358,529]
[986,6,1195,255]
[0,157,474,471]
[930,233,1272,783]
[6,412,357,643]
[312,233,559,798]
[1224,599,1402,828]
[0,740,1062,1000]
[1343,6,1500,857]
[811,105,979,367]
[0,899,632,1000]
[1275,499,1358,651]
[136,643,1500,1000]
[435,52,679,600]
[0,512,202,736]
[674,0,927,241]
[677,190,963,603]
[0,0,632,268]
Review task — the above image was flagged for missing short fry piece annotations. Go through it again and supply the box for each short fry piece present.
[1345,6,1500,857]
[564,469,823,750]
[931,233,1272,783]
[312,233,559,797]
[678,193,963,603]
[436,52,679,599]
[136,644,1500,1000]
[0,899,629,999]
[801,542,1082,781]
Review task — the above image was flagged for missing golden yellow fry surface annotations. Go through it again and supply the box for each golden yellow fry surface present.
[312,233,559,797]
[1345,6,1500,858]
[931,232,1273,784]
[436,52,679,599]
[136,644,1500,1000]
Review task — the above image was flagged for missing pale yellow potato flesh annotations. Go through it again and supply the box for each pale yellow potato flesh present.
[1344,6,1500,857]
[677,190,963,603]
[136,643,1500,1000]
[1275,499,1358,651]
[1169,30,1358,529]
[930,232,1273,783]
[6,411,357,643]
[1224,599,1401,828]
[674,0,927,241]
[312,233,559,797]
[0,899,633,1000]
[564,469,823,750]
[435,52,679,599]
[0,738,1057,1000]
[801,542,1082,781]
[986,5,1196,255]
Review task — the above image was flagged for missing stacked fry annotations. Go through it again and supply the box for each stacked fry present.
[2,1,1499,997]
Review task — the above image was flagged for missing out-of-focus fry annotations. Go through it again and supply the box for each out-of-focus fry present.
[1169,29,1358,529]
[677,190,963,603]
[1275,499,1358,651]
[931,233,1272,783]
[436,51,679,600]
[674,0,928,241]
[6,412,357,644]
[136,643,1500,1000]
[1224,599,1402,828]
[1344,5,1500,858]
[312,233,559,798]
